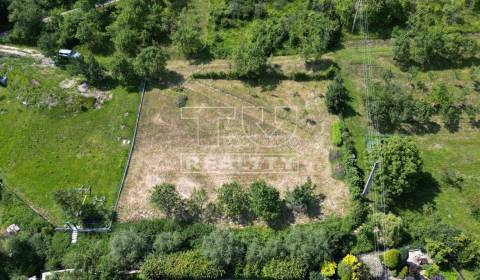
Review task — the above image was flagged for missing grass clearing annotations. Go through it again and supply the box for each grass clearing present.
[0,55,140,224]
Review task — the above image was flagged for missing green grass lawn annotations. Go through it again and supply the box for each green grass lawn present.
[0,55,140,224]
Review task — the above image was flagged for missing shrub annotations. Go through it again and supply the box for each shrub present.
[150,183,183,219]
[245,237,288,265]
[292,71,310,81]
[320,261,337,277]
[337,254,365,280]
[109,230,148,270]
[191,71,238,80]
[241,263,262,279]
[261,258,307,280]
[285,177,320,215]
[249,180,282,222]
[140,251,225,280]
[176,95,188,108]
[471,203,480,222]
[331,121,343,146]
[398,266,409,279]
[337,262,353,280]
[153,231,184,255]
[383,249,400,270]
[201,229,245,268]
[325,76,349,115]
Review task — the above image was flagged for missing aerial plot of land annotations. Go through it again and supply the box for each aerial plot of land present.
[119,57,349,221]
[1,0,480,279]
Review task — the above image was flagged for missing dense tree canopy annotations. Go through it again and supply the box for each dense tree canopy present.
[172,10,204,59]
[249,180,282,222]
[370,136,423,207]
[8,0,44,44]
[134,46,168,80]
[216,182,251,222]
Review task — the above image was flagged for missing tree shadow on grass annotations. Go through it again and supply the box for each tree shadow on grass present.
[150,70,185,90]
[187,48,215,65]
[267,201,295,230]
[395,172,441,213]
[341,100,360,119]
[241,65,285,91]
[399,121,441,136]
[305,59,339,72]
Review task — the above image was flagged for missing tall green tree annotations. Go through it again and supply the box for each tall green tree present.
[370,136,423,207]
[216,182,251,222]
[150,183,182,219]
[134,46,168,80]
[231,42,267,78]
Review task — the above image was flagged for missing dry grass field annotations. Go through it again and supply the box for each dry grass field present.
[117,57,349,222]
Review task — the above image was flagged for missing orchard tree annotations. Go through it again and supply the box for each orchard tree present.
[370,136,423,207]
[231,42,267,78]
[249,181,281,222]
[134,46,168,81]
[52,189,84,218]
[150,183,182,219]
[325,75,349,115]
[216,182,250,222]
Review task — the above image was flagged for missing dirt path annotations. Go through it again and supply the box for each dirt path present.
[0,44,45,59]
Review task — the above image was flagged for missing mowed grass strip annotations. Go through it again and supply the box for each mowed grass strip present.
[0,56,140,224]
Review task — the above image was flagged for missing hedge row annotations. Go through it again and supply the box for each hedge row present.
[140,250,225,280]
[191,66,338,82]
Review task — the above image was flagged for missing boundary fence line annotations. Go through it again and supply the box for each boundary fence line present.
[110,80,147,226]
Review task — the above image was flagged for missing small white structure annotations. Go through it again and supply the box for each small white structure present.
[6,224,20,235]
[407,250,432,266]
[58,49,81,59]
